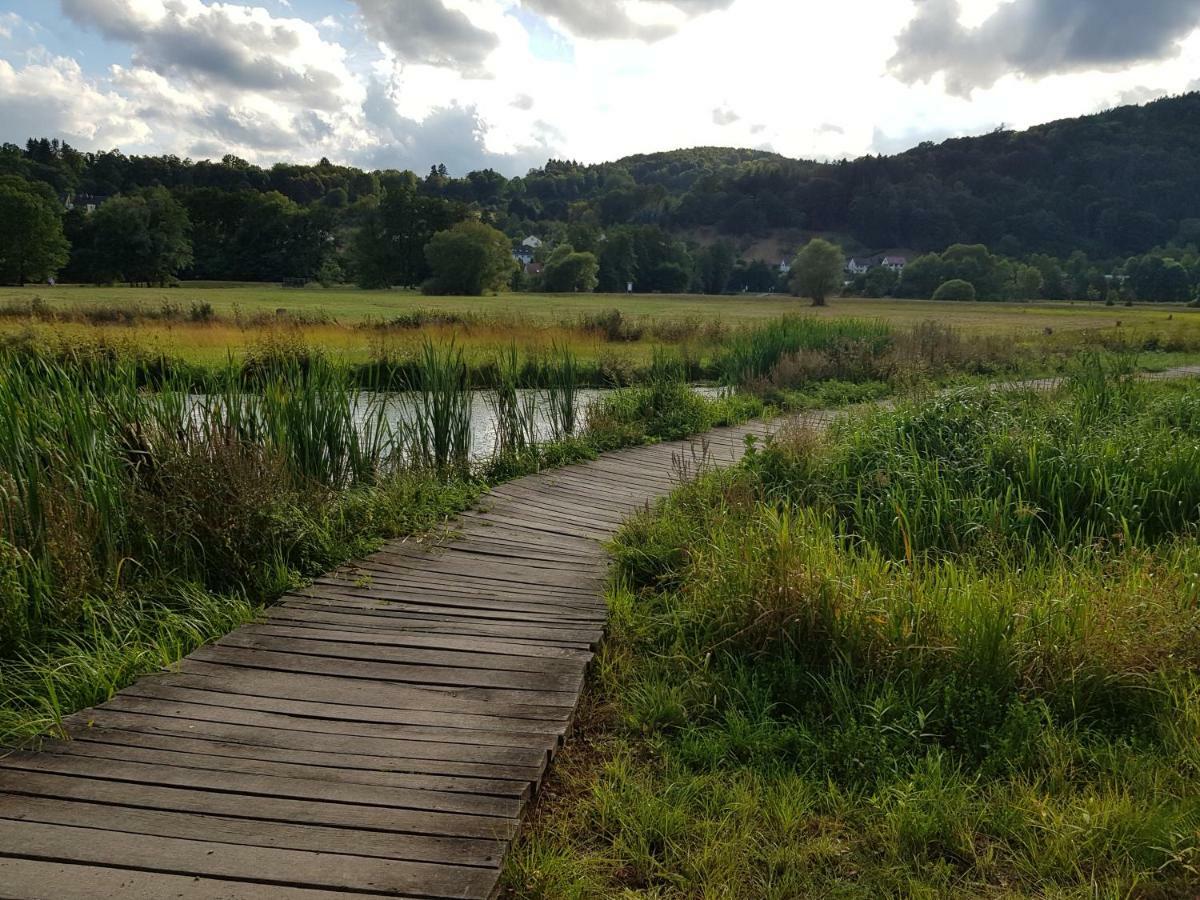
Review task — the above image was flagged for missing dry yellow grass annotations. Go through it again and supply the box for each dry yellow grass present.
[1,283,1198,364]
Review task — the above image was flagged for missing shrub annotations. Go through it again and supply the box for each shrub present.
[931,278,977,301]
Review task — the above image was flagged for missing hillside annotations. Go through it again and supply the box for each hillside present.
[5,92,1200,285]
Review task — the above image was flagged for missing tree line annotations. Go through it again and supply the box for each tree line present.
[5,90,1200,298]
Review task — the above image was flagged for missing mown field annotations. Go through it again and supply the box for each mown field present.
[507,364,1200,898]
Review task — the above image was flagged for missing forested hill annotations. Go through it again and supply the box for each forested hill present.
[5,92,1200,282]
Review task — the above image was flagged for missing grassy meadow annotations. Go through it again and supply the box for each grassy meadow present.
[1,284,1198,382]
[506,363,1200,898]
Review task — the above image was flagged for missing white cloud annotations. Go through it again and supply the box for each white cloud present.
[4,0,1200,175]
[62,0,361,109]
[0,55,146,146]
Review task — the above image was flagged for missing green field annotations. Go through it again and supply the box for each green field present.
[2,284,1198,377]
[3,282,1197,327]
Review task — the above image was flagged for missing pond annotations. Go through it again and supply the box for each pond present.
[356,386,728,459]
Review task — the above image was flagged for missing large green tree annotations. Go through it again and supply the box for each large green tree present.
[87,187,192,284]
[423,220,516,295]
[0,176,69,285]
[542,244,599,292]
[789,238,843,306]
[696,240,735,294]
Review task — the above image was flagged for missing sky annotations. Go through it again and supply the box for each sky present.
[3,0,1200,176]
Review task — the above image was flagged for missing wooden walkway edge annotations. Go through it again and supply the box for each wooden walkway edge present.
[0,418,779,900]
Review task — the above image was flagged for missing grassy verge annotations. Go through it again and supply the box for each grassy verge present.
[505,364,1200,898]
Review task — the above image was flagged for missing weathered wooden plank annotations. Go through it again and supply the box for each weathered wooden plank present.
[238,622,594,661]
[47,736,534,804]
[0,752,523,818]
[63,707,551,772]
[186,645,584,698]
[68,728,533,799]
[0,793,506,867]
[215,631,588,678]
[0,858,382,900]
[0,820,500,899]
[0,770,519,841]
[174,660,579,719]
[97,692,562,752]
[266,604,600,648]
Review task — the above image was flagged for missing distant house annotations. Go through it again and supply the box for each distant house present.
[512,246,535,264]
[778,259,792,275]
[62,192,109,214]
[847,253,906,275]
[521,235,543,250]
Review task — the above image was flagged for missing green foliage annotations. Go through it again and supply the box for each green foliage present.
[542,244,599,292]
[717,316,891,386]
[423,220,516,295]
[409,338,472,473]
[0,176,69,285]
[931,278,976,301]
[84,187,193,284]
[788,238,843,306]
[507,373,1200,898]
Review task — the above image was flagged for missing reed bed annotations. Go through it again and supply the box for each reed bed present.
[506,368,1200,898]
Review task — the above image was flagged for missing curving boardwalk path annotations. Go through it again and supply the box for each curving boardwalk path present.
[0,417,784,900]
[4,366,1198,899]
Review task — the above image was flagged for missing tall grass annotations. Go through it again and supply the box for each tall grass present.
[544,343,581,441]
[408,338,472,474]
[487,342,538,459]
[718,316,891,385]
[506,372,1200,898]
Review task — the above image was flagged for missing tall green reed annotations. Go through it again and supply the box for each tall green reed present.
[409,338,472,474]
[487,342,538,459]
[718,316,891,386]
[545,343,581,441]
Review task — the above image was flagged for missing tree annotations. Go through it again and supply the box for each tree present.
[0,176,68,284]
[788,238,843,306]
[1014,264,1044,300]
[87,188,192,284]
[542,244,599,292]
[696,241,735,294]
[897,253,945,298]
[861,265,899,298]
[1125,254,1192,302]
[423,221,515,295]
[597,228,637,292]
[351,203,392,289]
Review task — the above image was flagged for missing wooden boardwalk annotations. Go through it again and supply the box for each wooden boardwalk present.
[0,418,780,900]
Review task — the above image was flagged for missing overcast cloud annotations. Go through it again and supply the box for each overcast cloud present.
[891,0,1200,96]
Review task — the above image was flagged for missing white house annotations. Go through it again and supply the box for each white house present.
[882,256,908,272]
[778,259,792,275]
[846,257,873,275]
[521,235,543,249]
[512,245,535,264]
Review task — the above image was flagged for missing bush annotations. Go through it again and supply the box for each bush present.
[931,278,977,301]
